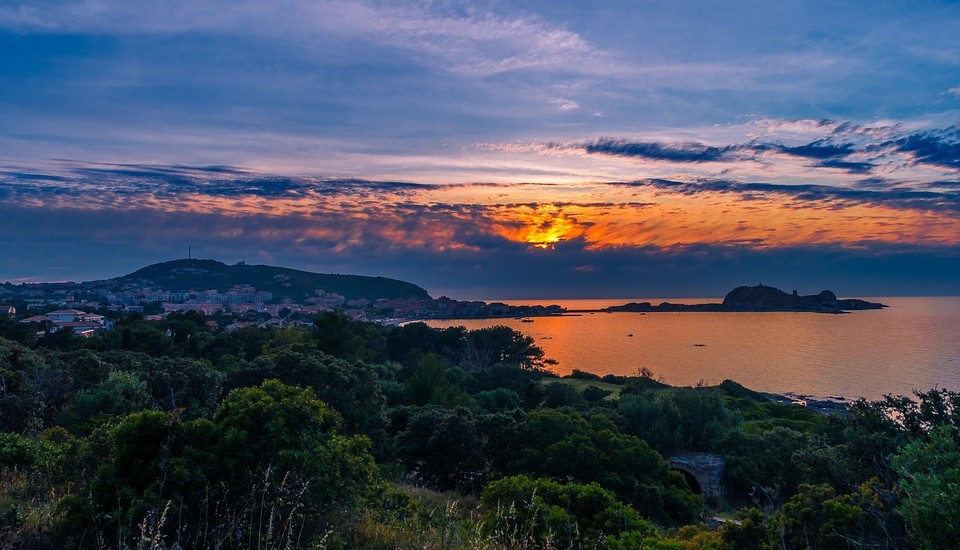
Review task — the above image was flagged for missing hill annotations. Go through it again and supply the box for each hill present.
[721,284,884,311]
[605,284,885,313]
[111,259,431,301]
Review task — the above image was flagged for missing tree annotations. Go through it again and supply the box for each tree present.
[768,484,865,550]
[0,316,37,346]
[542,382,587,408]
[511,409,702,525]
[159,310,208,346]
[90,409,204,541]
[582,385,613,403]
[233,345,388,444]
[618,387,729,455]
[98,351,224,417]
[462,325,544,370]
[893,426,960,549]
[36,327,84,352]
[213,380,376,509]
[475,388,521,413]
[481,475,650,548]
[312,311,386,363]
[391,405,484,492]
[57,370,150,434]
[404,353,464,407]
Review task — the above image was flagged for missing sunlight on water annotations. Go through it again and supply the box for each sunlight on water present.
[424,297,960,400]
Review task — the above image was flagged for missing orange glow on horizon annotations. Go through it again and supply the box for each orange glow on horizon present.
[492,205,584,248]
[27,181,960,253]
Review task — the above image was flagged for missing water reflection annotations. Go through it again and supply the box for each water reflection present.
[424,297,960,400]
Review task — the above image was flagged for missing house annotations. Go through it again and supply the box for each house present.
[21,309,107,337]
[80,312,104,325]
[0,305,15,316]
[47,309,106,326]
[20,315,52,324]
[47,309,87,323]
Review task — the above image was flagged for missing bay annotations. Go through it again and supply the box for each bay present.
[423,297,960,401]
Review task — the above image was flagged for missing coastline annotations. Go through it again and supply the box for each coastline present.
[392,285,886,322]
[762,391,849,414]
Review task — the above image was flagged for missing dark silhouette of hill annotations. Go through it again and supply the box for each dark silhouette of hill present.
[605,284,885,313]
[721,285,883,311]
[113,259,431,301]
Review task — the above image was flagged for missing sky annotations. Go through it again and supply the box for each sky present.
[1,0,960,298]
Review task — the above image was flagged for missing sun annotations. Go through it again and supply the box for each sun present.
[498,205,583,249]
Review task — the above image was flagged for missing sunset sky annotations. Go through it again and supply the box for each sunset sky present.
[2,0,960,297]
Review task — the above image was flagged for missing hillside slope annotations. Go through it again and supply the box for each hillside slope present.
[112,259,431,301]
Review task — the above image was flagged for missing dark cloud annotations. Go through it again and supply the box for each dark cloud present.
[611,178,960,212]
[584,138,740,162]
[926,180,960,189]
[2,158,959,296]
[0,171,69,182]
[815,159,874,174]
[22,162,941,219]
[5,201,958,297]
[778,140,854,160]
[579,136,876,174]
[0,163,432,201]
[888,128,960,170]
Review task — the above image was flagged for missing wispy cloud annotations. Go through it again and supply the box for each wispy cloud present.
[550,98,580,111]
[0,0,607,77]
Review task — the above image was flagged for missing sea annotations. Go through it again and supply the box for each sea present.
[422,297,960,401]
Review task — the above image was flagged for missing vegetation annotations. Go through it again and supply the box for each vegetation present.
[0,312,957,548]
[118,258,431,301]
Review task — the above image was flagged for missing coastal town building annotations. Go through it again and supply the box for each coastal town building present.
[18,308,109,337]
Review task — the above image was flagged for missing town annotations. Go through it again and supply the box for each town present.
[0,260,564,336]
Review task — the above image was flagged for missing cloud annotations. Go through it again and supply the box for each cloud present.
[887,128,960,170]
[4,159,960,266]
[579,136,871,172]
[612,178,960,212]
[583,138,741,163]
[483,120,960,187]
[778,140,854,160]
[4,199,959,297]
[2,158,960,296]
[815,159,874,174]
[550,98,580,111]
[0,162,431,203]
[366,5,602,77]
[0,0,605,77]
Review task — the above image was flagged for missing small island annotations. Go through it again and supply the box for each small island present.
[604,284,886,314]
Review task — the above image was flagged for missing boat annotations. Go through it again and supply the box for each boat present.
[520,318,534,323]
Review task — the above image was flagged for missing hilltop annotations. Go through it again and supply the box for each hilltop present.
[107,259,431,301]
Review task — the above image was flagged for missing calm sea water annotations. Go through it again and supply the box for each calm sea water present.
[423,297,960,401]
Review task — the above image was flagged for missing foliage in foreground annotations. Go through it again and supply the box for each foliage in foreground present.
[2,312,960,548]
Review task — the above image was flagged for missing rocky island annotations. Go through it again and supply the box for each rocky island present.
[604,284,886,314]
